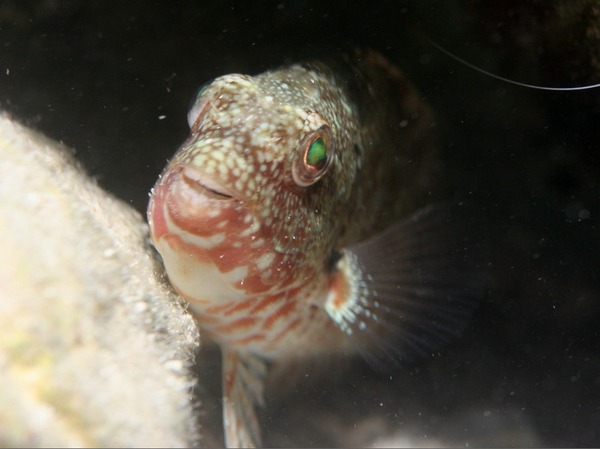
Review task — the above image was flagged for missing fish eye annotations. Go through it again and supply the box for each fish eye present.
[305,138,327,169]
[292,126,334,187]
[187,80,213,128]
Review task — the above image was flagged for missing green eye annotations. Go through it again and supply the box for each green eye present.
[305,138,328,169]
[292,126,334,188]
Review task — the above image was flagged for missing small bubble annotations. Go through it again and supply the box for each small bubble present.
[134,301,148,313]
[103,248,116,258]
[164,359,184,372]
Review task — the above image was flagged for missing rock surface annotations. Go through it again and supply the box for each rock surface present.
[0,115,201,447]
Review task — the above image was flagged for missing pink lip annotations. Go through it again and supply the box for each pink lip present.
[180,166,235,201]
[148,163,244,242]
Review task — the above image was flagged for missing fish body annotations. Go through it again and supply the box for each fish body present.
[148,49,478,447]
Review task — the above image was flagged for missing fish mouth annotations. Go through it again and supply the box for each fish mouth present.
[181,166,235,201]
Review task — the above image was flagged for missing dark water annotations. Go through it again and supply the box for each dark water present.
[1,0,598,446]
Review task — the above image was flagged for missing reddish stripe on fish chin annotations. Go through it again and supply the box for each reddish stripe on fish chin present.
[163,233,213,264]
[266,316,301,347]
[147,184,169,242]
[201,297,260,317]
[261,299,297,331]
[173,204,242,237]
[213,316,258,334]
[223,297,261,317]
[204,301,238,316]
[248,294,282,314]
[228,333,267,346]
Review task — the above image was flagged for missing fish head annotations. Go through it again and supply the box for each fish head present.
[148,69,359,306]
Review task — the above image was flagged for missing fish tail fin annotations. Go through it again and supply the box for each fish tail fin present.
[222,349,267,448]
[325,203,485,371]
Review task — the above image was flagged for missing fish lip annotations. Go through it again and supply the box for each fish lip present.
[180,166,235,201]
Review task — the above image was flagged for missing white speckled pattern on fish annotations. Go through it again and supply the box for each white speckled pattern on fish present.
[148,49,479,447]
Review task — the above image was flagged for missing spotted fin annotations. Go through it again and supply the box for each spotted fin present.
[325,204,484,370]
[222,350,267,448]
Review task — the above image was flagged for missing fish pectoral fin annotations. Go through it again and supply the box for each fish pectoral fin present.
[222,349,268,448]
[324,204,485,371]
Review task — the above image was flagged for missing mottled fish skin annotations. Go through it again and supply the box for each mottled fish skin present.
[147,49,458,447]
[149,50,436,352]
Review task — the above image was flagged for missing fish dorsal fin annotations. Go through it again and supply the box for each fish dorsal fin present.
[222,350,267,448]
[324,205,484,370]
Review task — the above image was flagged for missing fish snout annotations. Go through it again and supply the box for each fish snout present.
[148,163,245,244]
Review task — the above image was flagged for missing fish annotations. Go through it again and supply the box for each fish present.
[147,49,481,447]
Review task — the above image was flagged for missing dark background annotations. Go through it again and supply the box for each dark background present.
[1,0,598,446]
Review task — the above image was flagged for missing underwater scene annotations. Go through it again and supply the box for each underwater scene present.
[0,1,598,447]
